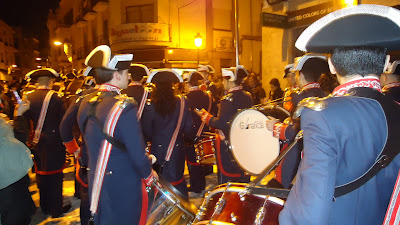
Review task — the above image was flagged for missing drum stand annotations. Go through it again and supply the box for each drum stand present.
[247,131,304,198]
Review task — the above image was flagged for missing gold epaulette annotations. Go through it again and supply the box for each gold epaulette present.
[293,96,329,119]
[221,93,233,102]
[116,94,137,109]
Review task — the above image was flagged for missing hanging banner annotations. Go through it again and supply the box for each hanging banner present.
[111,23,170,43]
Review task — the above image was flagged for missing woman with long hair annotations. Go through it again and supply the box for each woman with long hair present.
[141,69,193,197]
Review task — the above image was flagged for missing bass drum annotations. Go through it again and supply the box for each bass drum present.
[146,176,198,225]
[192,183,285,225]
[229,105,290,175]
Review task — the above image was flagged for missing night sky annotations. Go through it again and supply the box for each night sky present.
[0,0,61,49]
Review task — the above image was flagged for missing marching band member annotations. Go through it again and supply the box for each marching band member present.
[121,64,150,120]
[282,64,297,112]
[196,65,253,184]
[266,54,329,188]
[77,45,155,224]
[19,68,71,218]
[381,60,400,103]
[59,66,99,225]
[184,71,216,193]
[141,69,193,197]
[279,5,400,225]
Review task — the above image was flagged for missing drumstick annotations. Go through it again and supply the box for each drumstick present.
[203,132,217,136]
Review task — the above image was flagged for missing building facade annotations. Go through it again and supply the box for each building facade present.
[261,0,400,93]
[47,0,263,76]
[0,20,17,81]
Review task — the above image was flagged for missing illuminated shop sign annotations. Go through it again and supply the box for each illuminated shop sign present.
[111,23,169,43]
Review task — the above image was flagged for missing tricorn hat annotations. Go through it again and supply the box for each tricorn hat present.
[296,4,400,53]
[187,71,205,83]
[222,65,249,82]
[85,45,133,70]
[386,60,400,75]
[26,68,59,80]
[283,64,294,78]
[129,64,150,81]
[146,69,183,83]
[293,54,328,71]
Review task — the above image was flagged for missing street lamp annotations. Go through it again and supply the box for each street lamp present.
[194,33,203,65]
[54,41,63,46]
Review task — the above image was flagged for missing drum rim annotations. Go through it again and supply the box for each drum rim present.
[228,107,285,175]
[154,176,198,214]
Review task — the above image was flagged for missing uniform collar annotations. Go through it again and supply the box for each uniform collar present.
[188,86,201,92]
[332,76,381,96]
[228,86,243,93]
[98,84,121,95]
[382,82,400,92]
[37,85,51,90]
[129,81,142,86]
[301,82,320,91]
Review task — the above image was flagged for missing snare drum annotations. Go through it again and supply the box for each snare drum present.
[146,177,198,225]
[229,105,290,175]
[194,136,216,165]
[193,183,285,225]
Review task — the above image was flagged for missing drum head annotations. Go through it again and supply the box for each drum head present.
[229,109,281,175]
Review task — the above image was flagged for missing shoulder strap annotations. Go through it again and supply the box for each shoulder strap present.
[165,96,185,162]
[32,90,55,144]
[196,91,213,137]
[137,89,149,120]
[334,89,400,198]
[90,98,127,214]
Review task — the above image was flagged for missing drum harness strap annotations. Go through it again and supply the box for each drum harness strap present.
[196,91,213,137]
[32,90,55,146]
[136,87,149,120]
[163,95,185,164]
[86,92,131,222]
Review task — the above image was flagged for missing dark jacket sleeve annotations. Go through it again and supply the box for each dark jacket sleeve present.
[209,99,231,131]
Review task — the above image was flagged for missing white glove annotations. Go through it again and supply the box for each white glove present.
[73,148,81,158]
[148,154,157,165]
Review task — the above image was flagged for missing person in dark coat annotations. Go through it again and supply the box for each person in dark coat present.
[77,45,155,225]
[19,68,71,218]
[184,71,215,193]
[268,78,284,102]
[248,75,266,105]
[196,65,253,184]
[381,59,400,103]
[0,84,13,119]
[59,66,99,225]
[141,69,193,197]
[279,5,400,225]
[266,54,329,188]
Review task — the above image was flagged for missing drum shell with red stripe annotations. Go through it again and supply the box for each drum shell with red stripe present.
[193,183,284,225]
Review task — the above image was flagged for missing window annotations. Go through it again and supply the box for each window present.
[126,4,154,23]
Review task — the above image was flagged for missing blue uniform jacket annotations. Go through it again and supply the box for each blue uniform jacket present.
[279,87,400,225]
[141,96,193,195]
[77,91,152,225]
[278,87,327,188]
[59,88,97,185]
[23,89,67,173]
[208,89,253,179]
